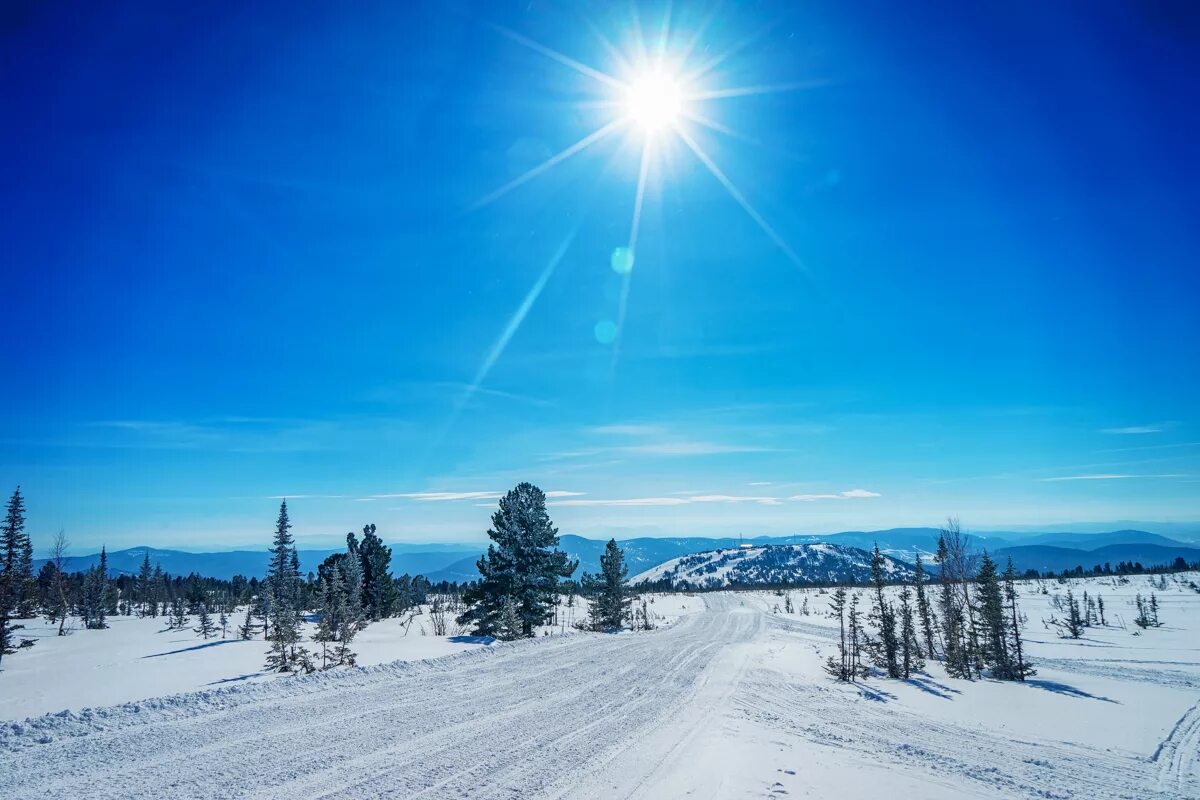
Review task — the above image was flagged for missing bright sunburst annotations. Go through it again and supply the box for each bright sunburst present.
[624,69,685,134]
[460,9,819,402]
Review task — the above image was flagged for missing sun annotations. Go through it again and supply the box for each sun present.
[624,70,684,134]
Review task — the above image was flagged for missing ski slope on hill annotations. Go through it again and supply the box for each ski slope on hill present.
[2,577,1199,799]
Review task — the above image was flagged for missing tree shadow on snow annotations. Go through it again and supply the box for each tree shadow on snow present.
[449,635,495,645]
[904,676,960,699]
[856,685,897,703]
[207,672,265,685]
[1025,679,1119,703]
[142,640,240,658]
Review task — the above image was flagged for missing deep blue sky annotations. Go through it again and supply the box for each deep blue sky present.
[3,1,1198,551]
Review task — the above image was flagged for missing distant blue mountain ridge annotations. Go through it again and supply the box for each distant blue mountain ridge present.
[34,528,1200,582]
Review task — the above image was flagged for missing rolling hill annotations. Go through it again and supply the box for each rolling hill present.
[632,543,916,589]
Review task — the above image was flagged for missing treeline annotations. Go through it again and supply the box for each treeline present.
[1030,557,1200,580]
[825,519,1035,684]
[0,486,469,671]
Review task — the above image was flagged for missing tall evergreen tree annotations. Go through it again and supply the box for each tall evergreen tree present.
[897,581,925,677]
[358,524,395,620]
[867,544,900,678]
[458,483,578,638]
[912,552,937,660]
[0,486,32,665]
[936,534,970,678]
[1064,588,1084,638]
[81,547,110,630]
[339,534,364,622]
[264,500,306,672]
[587,539,630,631]
[823,586,850,681]
[974,552,1010,677]
[136,551,154,617]
[1001,558,1034,680]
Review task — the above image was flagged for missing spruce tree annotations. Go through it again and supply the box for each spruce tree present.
[587,539,630,631]
[194,603,216,639]
[897,582,924,677]
[358,524,396,620]
[936,534,969,678]
[913,552,937,660]
[1001,557,1034,680]
[1064,588,1084,637]
[339,535,364,622]
[219,609,229,638]
[458,483,578,638]
[137,551,154,617]
[824,586,850,681]
[975,552,1010,677]
[313,567,351,669]
[847,593,867,679]
[265,500,305,672]
[238,604,257,639]
[1,487,34,665]
[867,544,900,678]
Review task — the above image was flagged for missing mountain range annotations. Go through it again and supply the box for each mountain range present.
[34,528,1200,583]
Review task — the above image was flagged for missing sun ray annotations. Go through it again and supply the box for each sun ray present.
[681,109,763,147]
[468,118,626,211]
[610,137,654,371]
[654,0,674,64]
[430,224,581,455]
[583,16,635,77]
[681,20,776,86]
[676,2,722,67]
[689,79,830,101]
[674,124,806,272]
[487,23,623,90]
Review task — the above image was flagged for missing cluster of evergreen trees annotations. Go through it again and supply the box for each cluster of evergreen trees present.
[453,484,644,638]
[1,487,34,666]
[826,520,1034,683]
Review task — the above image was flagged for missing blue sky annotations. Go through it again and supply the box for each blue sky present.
[3,1,1198,551]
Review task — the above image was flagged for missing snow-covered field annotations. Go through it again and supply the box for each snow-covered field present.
[0,592,698,721]
[1,575,1197,799]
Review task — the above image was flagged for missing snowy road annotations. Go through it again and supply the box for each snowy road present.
[2,596,1197,799]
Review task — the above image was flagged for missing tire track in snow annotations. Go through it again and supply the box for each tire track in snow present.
[1155,700,1200,789]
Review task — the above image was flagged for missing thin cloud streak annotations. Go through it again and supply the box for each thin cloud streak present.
[1040,474,1190,482]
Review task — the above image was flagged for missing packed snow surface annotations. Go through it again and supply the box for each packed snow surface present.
[2,574,1199,799]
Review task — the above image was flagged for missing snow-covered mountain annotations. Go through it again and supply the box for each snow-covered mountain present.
[632,543,915,589]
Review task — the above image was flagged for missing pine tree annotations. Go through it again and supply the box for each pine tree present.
[219,609,229,638]
[238,604,257,639]
[313,567,352,669]
[339,534,364,622]
[912,552,937,660]
[847,593,867,679]
[170,595,188,630]
[1002,557,1034,680]
[1,487,34,666]
[1149,593,1161,627]
[458,483,578,638]
[587,539,630,631]
[975,552,1010,677]
[1064,588,1084,638]
[936,533,970,678]
[498,595,522,641]
[824,586,850,681]
[136,551,154,617]
[897,582,924,678]
[1097,594,1106,626]
[358,524,396,620]
[80,547,110,630]
[151,564,165,618]
[265,500,305,672]
[867,544,900,678]
[193,603,216,639]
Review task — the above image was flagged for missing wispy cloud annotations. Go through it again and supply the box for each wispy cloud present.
[789,489,881,501]
[1040,474,1190,482]
[1100,423,1172,435]
[747,481,773,486]
[371,489,584,502]
[621,441,774,456]
[551,489,878,507]
[590,424,666,436]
